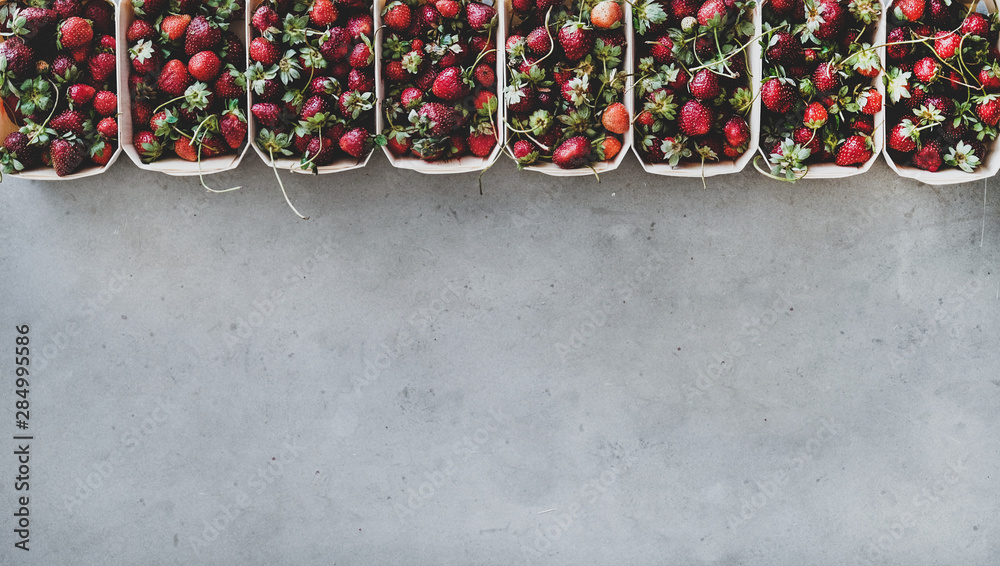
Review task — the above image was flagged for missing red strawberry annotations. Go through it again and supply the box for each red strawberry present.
[90,140,114,166]
[68,84,96,106]
[886,27,911,62]
[765,31,800,64]
[688,69,720,100]
[319,28,351,61]
[813,0,844,40]
[348,14,374,39]
[58,17,92,49]
[161,14,192,41]
[188,51,221,82]
[51,110,87,136]
[650,36,674,64]
[761,78,796,112]
[158,60,192,96]
[252,103,282,128]
[252,5,280,33]
[214,67,246,98]
[465,2,495,30]
[129,40,160,76]
[513,139,538,165]
[185,16,221,56]
[962,13,989,38]
[93,91,117,116]
[976,94,1000,126]
[468,127,496,157]
[558,22,595,61]
[87,52,115,84]
[417,102,456,136]
[474,64,495,87]
[436,0,461,18]
[813,62,840,93]
[84,1,114,34]
[671,0,699,19]
[858,89,881,115]
[401,87,424,109]
[348,42,373,68]
[310,0,339,26]
[722,116,749,147]
[50,139,85,176]
[432,67,470,102]
[552,136,592,168]
[934,31,960,60]
[888,121,917,152]
[220,106,247,150]
[348,68,374,92]
[803,102,827,128]
[305,134,338,166]
[913,140,943,171]
[133,130,162,162]
[526,27,552,55]
[913,57,940,83]
[835,135,872,166]
[383,2,412,31]
[697,0,727,26]
[250,37,280,65]
[127,19,156,42]
[97,117,117,138]
[339,127,371,158]
[131,0,166,17]
[894,0,924,21]
[678,100,713,136]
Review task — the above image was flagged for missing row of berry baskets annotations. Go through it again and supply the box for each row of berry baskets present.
[1,0,998,186]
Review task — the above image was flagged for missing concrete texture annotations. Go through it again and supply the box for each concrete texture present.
[1,154,998,565]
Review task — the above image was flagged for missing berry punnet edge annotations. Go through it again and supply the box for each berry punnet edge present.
[881,0,1000,185]
[116,0,250,176]
[756,0,886,181]
[501,0,634,177]
[375,0,505,174]
[631,0,761,179]
[0,0,122,180]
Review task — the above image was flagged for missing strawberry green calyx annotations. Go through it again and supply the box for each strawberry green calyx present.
[563,75,591,106]
[848,0,881,24]
[632,0,667,35]
[769,139,811,181]
[16,76,53,117]
[245,62,277,95]
[885,68,912,104]
[276,49,302,85]
[660,135,692,167]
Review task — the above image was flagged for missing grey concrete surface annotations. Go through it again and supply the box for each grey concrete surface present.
[1,153,998,565]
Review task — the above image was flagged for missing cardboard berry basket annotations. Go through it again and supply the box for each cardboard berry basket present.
[247,0,375,175]
[882,0,1000,185]
[116,0,250,175]
[755,0,885,179]
[632,1,760,178]
[0,0,122,180]
[501,0,633,176]
[375,0,505,174]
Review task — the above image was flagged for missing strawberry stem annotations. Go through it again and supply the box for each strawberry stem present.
[269,148,308,220]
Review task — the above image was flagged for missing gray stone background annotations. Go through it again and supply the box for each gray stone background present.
[1,154,998,564]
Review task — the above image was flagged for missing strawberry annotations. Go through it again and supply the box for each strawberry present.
[813,62,840,93]
[723,116,749,147]
[220,103,247,150]
[526,27,552,55]
[93,91,117,116]
[833,135,871,166]
[591,1,623,29]
[671,0,699,19]
[213,67,246,98]
[913,140,943,171]
[88,53,116,85]
[51,109,88,136]
[250,37,280,65]
[58,17,92,50]
[436,0,461,18]
[552,136,592,168]
[129,40,161,75]
[934,31,960,60]
[697,0,727,27]
[0,38,34,77]
[252,5,280,33]
[812,0,844,41]
[348,68,375,92]
[310,0,339,27]
[133,130,161,162]
[184,16,220,56]
[803,102,827,129]
[468,126,496,157]
[761,78,796,112]
[132,0,166,18]
[858,89,881,115]
[888,120,918,153]
[252,103,282,128]
[473,64,495,87]
[432,67,470,101]
[84,2,114,34]
[601,137,622,160]
[512,139,539,165]
[128,19,157,42]
[688,69,720,100]
[48,139,84,176]
[558,22,594,61]
[465,3,495,31]
[188,51,221,82]
[161,14,192,41]
[339,127,371,157]
[913,58,940,83]
[173,136,200,162]
[158,60,192,96]
[383,2,412,31]
[886,27,911,62]
[97,117,117,138]
[320,28,353,61]
[348,42,373,68]
[601,102,629,134]
[650,36,674,64]
[678,100,712,136]
[90,140,114,166]
[962,13,989,38]
[305,134,338,166]
[68,84,96,106]
[894,0,925,22]
[417,102,457,136]
[975,94,1000,126]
